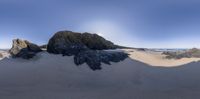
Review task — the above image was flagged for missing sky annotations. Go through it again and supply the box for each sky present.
[1,0,200,48]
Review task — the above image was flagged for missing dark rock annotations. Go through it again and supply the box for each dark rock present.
[15,48,36,59]
[81,33,116,50]
[74,50,101,70]
[0,53,3,58]
[47,30,128,70]
[115,45,134,49]
[74,50,129,70]
[47,31,88,56]
[24,40,42,53]
[40,45,47,49]
[47,31,116,55]
[9,39,42,59]
[137,48,147,51]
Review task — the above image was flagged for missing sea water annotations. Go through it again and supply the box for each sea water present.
[151,48,188,52]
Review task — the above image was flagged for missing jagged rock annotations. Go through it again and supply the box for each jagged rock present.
[9,39,42,59]
[74,50,129,70]
[47,31,116,55]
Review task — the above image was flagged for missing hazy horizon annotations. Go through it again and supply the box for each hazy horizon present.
[1,0,200,49]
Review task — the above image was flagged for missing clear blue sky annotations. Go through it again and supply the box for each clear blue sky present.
[1,0,200,48]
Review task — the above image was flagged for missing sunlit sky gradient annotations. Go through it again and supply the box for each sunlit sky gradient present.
[1,0,200,48]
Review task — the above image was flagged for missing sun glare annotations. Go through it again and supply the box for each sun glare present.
[78,20,137,47]
[80,21,119,35]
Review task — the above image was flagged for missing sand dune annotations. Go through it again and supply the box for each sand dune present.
[0,50,200,99]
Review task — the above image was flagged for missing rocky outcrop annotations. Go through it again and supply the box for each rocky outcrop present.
[9,39,42,59]
[47,31,128,70]
[74,50,129,70]
[81,33,116,50]
[9,39,27,56]
[163,48,200,59]
[47,31,88,56]
[47,31,116,55]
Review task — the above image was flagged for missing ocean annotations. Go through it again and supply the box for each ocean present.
[150,48,188,52]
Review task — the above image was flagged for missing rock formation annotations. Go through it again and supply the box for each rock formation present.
[74,50,128,70]
[47,31,116,55]
[81,33,116,50]
[47,31,128,70]
[9,39,42,59]
[163,48,200,59]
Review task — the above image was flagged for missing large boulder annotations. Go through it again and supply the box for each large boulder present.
[47,31,116,55]
[9,39,42,59]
